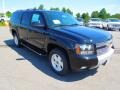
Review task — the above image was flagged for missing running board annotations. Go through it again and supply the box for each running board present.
[21,43,46,56]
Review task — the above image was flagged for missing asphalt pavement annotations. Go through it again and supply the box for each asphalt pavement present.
[0,27,120,90]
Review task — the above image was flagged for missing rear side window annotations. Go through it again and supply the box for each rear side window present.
[21,12,31,26]
[10,11,23,25]
[31,13,44,25]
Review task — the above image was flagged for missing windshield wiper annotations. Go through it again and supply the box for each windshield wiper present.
[53,24,71,27]
[69,24,80,26]
[52,24,80,27]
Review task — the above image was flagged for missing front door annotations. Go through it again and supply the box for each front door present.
[27,13,46,49]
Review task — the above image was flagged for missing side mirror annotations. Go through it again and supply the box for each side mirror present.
[31,22,45,28]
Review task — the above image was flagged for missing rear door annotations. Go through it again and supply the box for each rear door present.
[19,12,32,41]
[27,12,47,49]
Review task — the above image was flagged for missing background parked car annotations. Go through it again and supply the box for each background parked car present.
[0,16,5,22]
[0,16,10,22]
[77,18,84,26]
[88,18,103,28]
[106,18,120,31]
[102,19,108,29]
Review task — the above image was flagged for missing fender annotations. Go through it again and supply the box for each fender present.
[44,33,76,53]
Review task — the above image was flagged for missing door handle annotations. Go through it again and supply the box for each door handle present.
[29,29,32,32]
[29,29,34,32]
[43,32,49,35]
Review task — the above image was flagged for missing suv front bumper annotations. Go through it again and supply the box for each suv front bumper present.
[69,48,114,71]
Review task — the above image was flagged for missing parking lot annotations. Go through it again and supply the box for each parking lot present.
[0,27,120,90]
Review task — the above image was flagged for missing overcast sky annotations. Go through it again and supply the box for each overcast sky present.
[0,0,120,15]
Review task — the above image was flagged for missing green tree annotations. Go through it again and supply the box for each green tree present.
[0,13,4,17]
[99,8,108,19]
[6,11,12,17]
[82,13,90,24]
[91,11,99,18]
[38,4,44,10]
[111,13,120,19]
[66,8,73,15]
[62,7,67,13]
[106,13,111,18]
[50,7,60,11]
[76,13,81,18]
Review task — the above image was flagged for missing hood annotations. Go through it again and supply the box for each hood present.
[53,26,112,44]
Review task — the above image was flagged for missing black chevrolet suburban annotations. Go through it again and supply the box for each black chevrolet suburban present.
[9,10,114,75]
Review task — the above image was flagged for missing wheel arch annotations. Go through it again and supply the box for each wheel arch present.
[11,29,16,36]
[47,43,71,69]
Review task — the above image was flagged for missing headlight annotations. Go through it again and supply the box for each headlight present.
[75,44,95,55]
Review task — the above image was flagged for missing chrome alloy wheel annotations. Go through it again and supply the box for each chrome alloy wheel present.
[51,54,63,72]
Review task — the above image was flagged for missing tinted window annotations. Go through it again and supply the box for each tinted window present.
[90,18,101,22]
[109,19,120,22]
[31,13,44,25]
[77,18,83,22]
[10,11,23,24]
[21,12,31,26]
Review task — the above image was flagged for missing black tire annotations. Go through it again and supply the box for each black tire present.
[13,33,22,47]
[49,48,69,75]
[107,27,111,31]
[106,25,109,30]
[107,25,112,31]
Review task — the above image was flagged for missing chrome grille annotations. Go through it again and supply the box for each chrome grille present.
[96,40,112,55]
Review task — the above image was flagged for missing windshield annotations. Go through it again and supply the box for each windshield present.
[90,18,101,22]
[109,19,120,22]
[44,11,80,27]
[77,18,83,22]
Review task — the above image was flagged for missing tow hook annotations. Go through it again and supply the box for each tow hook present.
[102,60,107,66]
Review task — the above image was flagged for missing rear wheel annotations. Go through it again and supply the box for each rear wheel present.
[107,25,112,31]
[49,48,69,75]
[13,33,21,47]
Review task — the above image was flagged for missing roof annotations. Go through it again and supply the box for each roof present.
[14,9,62,13]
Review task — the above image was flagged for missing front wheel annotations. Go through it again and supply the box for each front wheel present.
[49,49,69,75]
